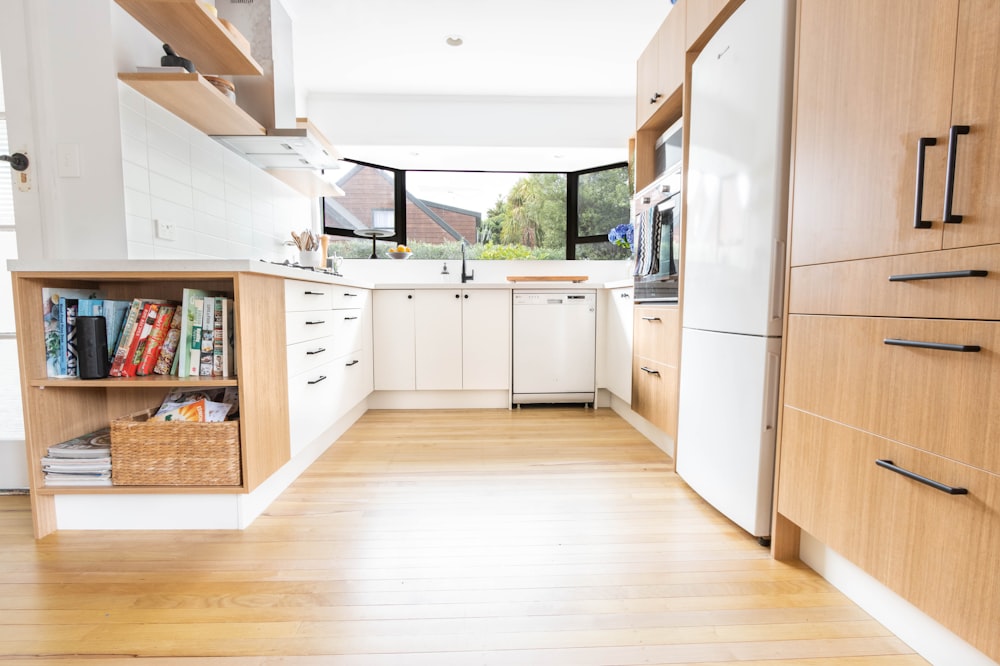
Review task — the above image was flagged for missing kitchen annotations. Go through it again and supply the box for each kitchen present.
[1,1,999,665]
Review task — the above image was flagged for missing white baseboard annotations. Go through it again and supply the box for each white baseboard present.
[799,530,998,666]
[606,393,674,459]
[369,390,510,410]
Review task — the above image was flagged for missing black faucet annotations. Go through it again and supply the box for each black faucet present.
[461,241,475,283]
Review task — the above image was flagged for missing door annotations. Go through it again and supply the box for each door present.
[372,290,415,390]
[462,290,510,390]
[942,0,1000,249]
[414,289,462,390]
[789,0,959,266]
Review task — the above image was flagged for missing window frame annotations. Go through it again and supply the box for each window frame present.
[323,159,629,259]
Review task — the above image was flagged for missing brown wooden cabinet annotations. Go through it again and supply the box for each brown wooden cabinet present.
[776,1,1000,660]
[635,2,685,131]
[11,269,290,539]
[631,305,680,437]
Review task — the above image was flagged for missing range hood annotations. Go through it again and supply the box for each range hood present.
[213,0,342,174]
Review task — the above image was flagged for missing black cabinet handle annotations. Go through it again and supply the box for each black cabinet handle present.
[343,316,358,321]
[620,293,631,299]
[345,360,359,367]
[943,124,970,223]
[307,375,327,385]
[649,92,662,104]
[913,137,936,229]
[639,366,660,375]
[876,459,968,495]
[883,338,980,352]
[305,347,326,355]
[303,290,326,296]
[455,293,460,299]
[889,269,988,282]
[464,294,469,299]
[641,316,661,322]
[305,320,326,325]
[343,293,358,297]
[407,294,412,299]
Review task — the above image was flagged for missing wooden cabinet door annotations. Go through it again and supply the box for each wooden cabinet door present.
[462,290,510,390]
[789,0,959,266]
[372,290,415,391]
[414,289,462,390]
[942,0,1000,249]
[635,34,660,129]
[636,3,684,130]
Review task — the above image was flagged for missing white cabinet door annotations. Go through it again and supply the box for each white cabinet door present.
[373,290,416,390]
[462,290,511,390]
[605,287,633,402]
[414,289,463,390]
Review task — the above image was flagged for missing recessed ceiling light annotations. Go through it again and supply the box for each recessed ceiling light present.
[446,35,464,47]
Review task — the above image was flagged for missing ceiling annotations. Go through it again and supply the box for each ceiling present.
[277,0,676,169]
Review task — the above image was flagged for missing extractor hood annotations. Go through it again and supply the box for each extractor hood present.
[213,0,341,174]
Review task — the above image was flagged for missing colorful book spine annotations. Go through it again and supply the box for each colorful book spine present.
[108,299,145,377]
[101,300,130,358]
[77,299,104,318]
[185,297,204,379]
[199,296,216,377]
[64,300,79,378]
[136,305,175,376]
[212,296,224,378]
[42,292,63,377]
[153,309,183,375]
[120,302,157,378]
[221,297,235,378]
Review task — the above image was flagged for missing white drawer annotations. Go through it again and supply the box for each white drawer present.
[286,335,336,378]
[286,310,337,345]
[288,353,368,453]
[330,309,365,356]
[332,287,368,310]
[285,279,334,312]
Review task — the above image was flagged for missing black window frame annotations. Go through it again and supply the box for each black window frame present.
[323,158,629,259]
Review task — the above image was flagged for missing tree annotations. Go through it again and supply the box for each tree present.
[499,174,567,252]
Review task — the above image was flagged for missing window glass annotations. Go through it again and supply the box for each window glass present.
[323,164,396,258]
[577,165,630,237]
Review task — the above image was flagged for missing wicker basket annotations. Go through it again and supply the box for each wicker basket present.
[111,409,241,486]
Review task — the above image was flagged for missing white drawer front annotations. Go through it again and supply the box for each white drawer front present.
[329,309,365,356]
[285,279,334,312]
[286,310,337,345]
[332,287,369,310]
[286,335,337,378]
[288,353,368,453]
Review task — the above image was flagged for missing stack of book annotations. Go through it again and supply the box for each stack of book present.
[41,427,113,487]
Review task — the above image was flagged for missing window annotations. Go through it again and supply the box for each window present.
[0,108,25,442]
[323,160,628,260]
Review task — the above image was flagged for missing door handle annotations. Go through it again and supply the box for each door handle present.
[639,366,660,375]
[307,375,327,385]
[913,137,936,229]
[641,316,661,322]
[943,124,970,223]
[883,338,980,353]
[889,269,988,282]
[876,459,968,495]
[305,347,326,355]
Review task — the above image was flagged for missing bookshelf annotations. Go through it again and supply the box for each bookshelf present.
[11,269,291,538]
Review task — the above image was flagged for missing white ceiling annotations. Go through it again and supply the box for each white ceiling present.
[278,0,676,170]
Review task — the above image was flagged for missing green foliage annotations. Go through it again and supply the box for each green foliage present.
[578,167,630,237]
[498,174,567,250]
[477,242,561,260]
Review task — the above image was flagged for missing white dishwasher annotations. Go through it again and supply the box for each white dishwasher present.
[512,291,596,405]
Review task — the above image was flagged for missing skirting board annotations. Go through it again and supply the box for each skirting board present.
[799,530,999,666]
[606,392,674,459]
[369,390,510,410]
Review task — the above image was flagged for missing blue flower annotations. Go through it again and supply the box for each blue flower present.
[608,223,633,251]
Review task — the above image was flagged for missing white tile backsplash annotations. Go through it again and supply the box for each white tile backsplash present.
[118,82,312,262]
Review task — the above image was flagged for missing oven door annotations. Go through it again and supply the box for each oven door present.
[634,191,680,303]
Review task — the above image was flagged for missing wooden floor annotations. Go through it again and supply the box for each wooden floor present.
[0,407,926,665]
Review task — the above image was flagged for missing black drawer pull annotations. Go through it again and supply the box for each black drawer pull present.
[943,124,970,223]
[883,338,980,353]
[343,316,358,321]
[343,293,358,297]
[345,360,359,367]
[641,316,661,322]
[305,320,326,325]
[307,375,327,385]
[639,366,660,375]
[650,92,662,104]
[620,293,631,299]
[913,136,936,229]
[305,347,326,355]
[303,290,326,296]
[889,269,988,282]
[876,459,968,495]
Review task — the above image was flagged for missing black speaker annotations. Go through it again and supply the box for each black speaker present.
[77,316,109,379]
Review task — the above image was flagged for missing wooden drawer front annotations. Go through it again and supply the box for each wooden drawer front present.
[284,279,334,312]
[633,305,680,365]
[778,408,1000,660]
[286,335,336,378]
[286,310,336,345]
[329,309,364,356]
[788,244,1000,318]
[784,315,1000,473]
[631,357,678,436]
[332,287,368,310]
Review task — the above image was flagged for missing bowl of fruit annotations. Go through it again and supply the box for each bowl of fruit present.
[387,245,412,259]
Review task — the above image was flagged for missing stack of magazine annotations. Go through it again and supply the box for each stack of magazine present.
[42,427,113,487]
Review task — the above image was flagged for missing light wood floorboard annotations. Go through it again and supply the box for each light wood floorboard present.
[0,407,926,664]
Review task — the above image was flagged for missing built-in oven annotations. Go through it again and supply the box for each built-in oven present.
[633,164,681,303]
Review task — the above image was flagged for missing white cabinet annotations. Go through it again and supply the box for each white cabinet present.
[602,287,633,402]
[373,289,511,391]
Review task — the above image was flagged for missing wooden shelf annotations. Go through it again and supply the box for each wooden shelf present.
[29,376,239,389]
[36,484,244,496]
[115,0,262,75]
[118,72,265,136]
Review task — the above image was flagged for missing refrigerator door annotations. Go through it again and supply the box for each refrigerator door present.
[675,328,781,537]
[682,0,794,338]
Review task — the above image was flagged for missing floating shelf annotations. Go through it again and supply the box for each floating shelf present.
[118,72,266,136]
[29,375,239,388]
[115,0,263,75]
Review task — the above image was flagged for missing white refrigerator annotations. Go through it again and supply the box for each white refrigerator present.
[675,0,794,540]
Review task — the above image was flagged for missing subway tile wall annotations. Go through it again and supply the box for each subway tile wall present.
[118,83,311,261]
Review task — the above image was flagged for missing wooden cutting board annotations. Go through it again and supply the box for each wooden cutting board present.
[506,275,589,283]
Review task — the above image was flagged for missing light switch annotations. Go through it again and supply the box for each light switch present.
[56,143,81,178]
